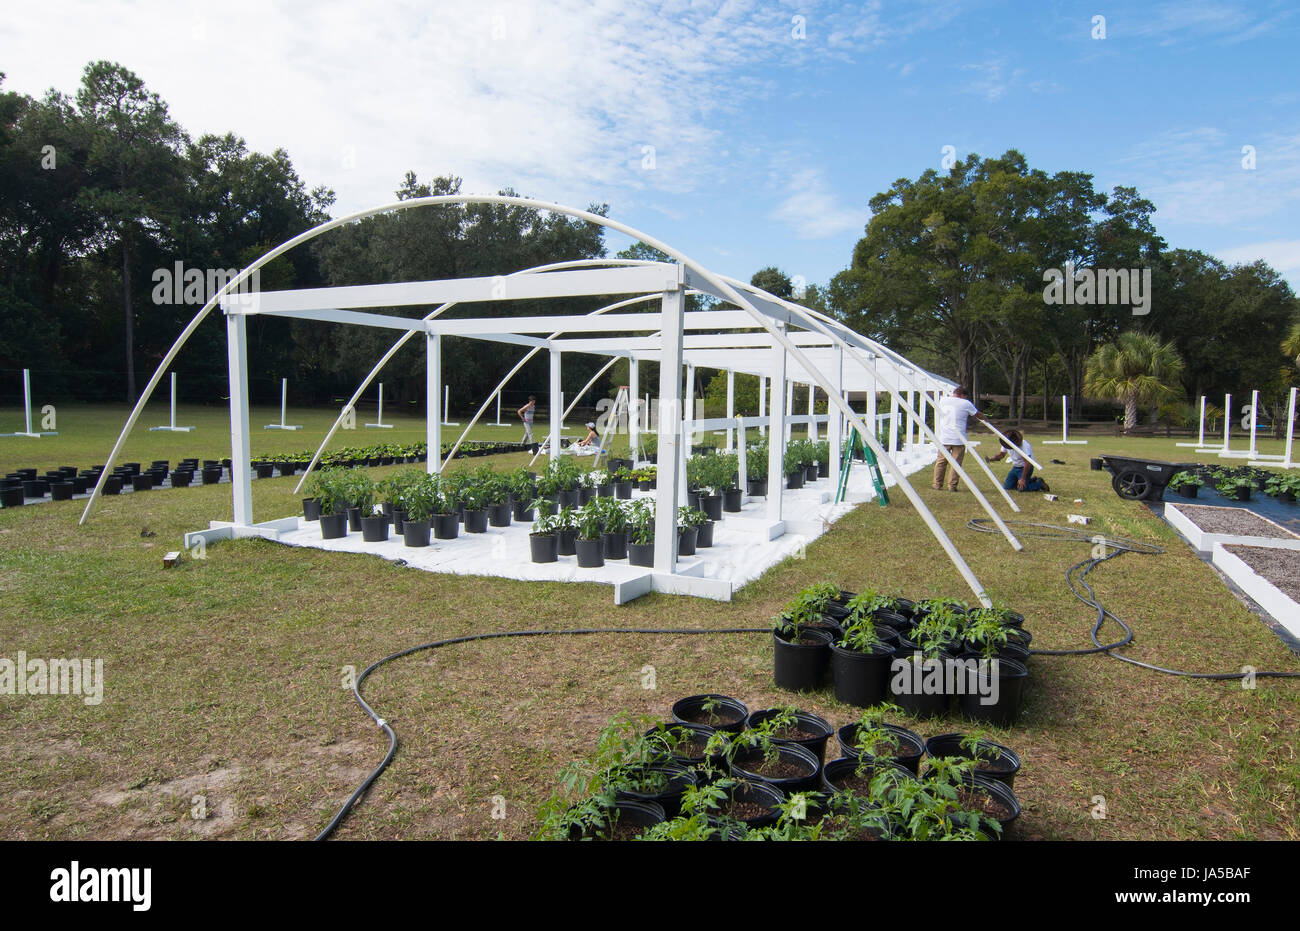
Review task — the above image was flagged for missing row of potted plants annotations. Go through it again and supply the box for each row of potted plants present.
[528,497,712,567]
[771,582,1032,726]
[535,700,1023,840]
[1171,465,1300,503]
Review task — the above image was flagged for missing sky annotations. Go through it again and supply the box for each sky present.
[3,0,1298,290]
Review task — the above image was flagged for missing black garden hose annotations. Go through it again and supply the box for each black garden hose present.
[966,518,1300,680]
[315,626,767,841]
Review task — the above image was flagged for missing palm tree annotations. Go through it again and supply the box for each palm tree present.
[1084,331,1185,432]
[1284,317,1300,369]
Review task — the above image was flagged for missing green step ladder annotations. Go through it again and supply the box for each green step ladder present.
[835,427,888,506]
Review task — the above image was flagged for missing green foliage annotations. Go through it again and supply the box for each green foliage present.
[1170,470,1204,489]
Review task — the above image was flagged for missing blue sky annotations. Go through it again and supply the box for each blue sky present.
[3,0,1298,289]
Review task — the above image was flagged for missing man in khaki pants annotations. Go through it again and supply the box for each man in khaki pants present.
[932,387,988,491]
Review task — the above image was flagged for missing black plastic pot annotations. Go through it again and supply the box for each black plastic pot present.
[1,486,23,508]
[402,519,431,547]
[719,780,784,828]
[530,532,558,563]
[254,462,274,479]
[22,480,46,498]
[361,514,390,542]
[730,741,821,794]
[958,657,1028,727]
[103,476,122,495]
[1233,486,1251,501]
[463,509,488,533]
[556,489,580,509]
[818,461,829,478]
[131,474,153,492]
[678,527,698,555]
[960,774,1022,839]
[645,722,716,771]
[821,756,916,795]
[601,530,628,559]
[533,498,557,517]
[390,507,406,532]
[723,488,743,512]
[303,498,322,521]
[201,467,222,485]
[786,470,804,489]
[320,512,348,539]
[773,627,833,691]
[579,486,596,505]
[488,502,512,527]
[568,798,666,841]
[433,513,460,540]
[512,501,535,522]
[575,537,604,567]
[888,649,955,718]
[51,481,74,501]
[830,639,896,708]
[171,469,193,488]
[557,528,577,556]
[925,733,1022,789]
[836,722,926,774]
[614,764,697,819]
[672,694,748,732]
[747,479,768,497]
[804,464,819,483]
[700,494,723,521]
[746,709,834,762]
[614,481,633,499]
[696,521,714,548]
[629,541,655,567]
[1176,484,1199,498]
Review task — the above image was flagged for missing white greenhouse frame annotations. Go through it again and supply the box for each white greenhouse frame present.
[81,195,1025,605]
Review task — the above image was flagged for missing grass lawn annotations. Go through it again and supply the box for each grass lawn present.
[1,412,1297,840]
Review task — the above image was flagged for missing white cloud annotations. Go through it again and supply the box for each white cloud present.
[769,168,864,239]
[1125,1,1297,46]
[1215,239,1300,280]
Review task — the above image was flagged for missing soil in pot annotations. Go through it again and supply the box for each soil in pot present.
[672,694,748,732]
[718,781,784,827]
[320,512,348,539]
[836,722,926,774]
[361,515,390,542]
[954,775,1021,837]
[924,733,1022,789]
[433,513,460,540]
[402,519,431,547]
[772,627,833,691]
[575,537,604,567]
[529,532,558,563]
[746,709,834,762]
[730,742,821,794]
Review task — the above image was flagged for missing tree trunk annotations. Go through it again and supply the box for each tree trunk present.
[122,232,136,402]
[1124,393,1138,432]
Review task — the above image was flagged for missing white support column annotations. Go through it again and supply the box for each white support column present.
[684,362,696,449]
[759,376,767,436]
[654,287,685,573]
[905,383,916,449]
[735,417,749,502]
[629,358,640,461]
[808,384,818,442]
[427,333,441,473]
[785,379,794,441]
[725,369,735,451]
[888,391,900,459]
[1178,396,1207,447]
[767,327,788,522]
[1249,386,1297,468]
[1249,389,1259,458]
[829,345,843,492]
[549,350,562,463]
[23,368,32,436]
[226,311,253,527]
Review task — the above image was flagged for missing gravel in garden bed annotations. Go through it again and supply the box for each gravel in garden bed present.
[1174,504,1299,539]
[1223,545,1300,603]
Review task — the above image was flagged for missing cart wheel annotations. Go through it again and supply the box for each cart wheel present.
[1112,469,1152,500]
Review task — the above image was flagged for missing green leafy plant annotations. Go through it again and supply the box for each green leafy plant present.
[677,505,708,530]
[1170,470,1204,489]
[628,499,655,544]
[576,503,605,541]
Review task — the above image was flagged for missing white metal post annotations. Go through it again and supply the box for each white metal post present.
[654,287,684,573]
[808,384,818,442]
[829,345,843,492]
[1249,386,1297,468]
[759,376,767,436]
[1249,389,1259,458]
[427,333,441,473]
[785,379,794,442]
[888,392,899,458]
[549,350,562,464]
[170,371,177,428]
[767,327,788,522]
[629,358,640,461]
[23,368,32,435]
[1178,396,1207,447]
[1045,394,1086,445]
[725,369,735,451]
[736,416,748,503]
[226,312,253,527]
[365,382,392,428]
[684,362,696,448]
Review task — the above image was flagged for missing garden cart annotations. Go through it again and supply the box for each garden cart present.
[1091,454,1196,502]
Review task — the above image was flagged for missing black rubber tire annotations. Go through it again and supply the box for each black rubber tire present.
[1112,469,1151,500]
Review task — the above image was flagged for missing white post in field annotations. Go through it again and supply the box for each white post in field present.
[365,383,393,428]
[1177,396,1206,448]
[264,377,302,430]
[1043,394,1086,445]
[149,371,195,432]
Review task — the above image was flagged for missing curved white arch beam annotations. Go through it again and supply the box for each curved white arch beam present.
[720,278,1022,549]
[82,193,989,604]
[292,259,662,493]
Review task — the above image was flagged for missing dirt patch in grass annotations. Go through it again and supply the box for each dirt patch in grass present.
[1175,505,1298,539]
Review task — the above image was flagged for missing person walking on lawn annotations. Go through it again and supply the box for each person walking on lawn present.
[932,387,989,492]
[518,395,536,444]
[987,429,1049,492]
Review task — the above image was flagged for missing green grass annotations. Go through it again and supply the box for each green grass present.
[1,415,1297,840]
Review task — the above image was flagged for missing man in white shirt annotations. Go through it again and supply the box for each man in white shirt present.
[932,387,988,492]
[987,429,1049,492]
